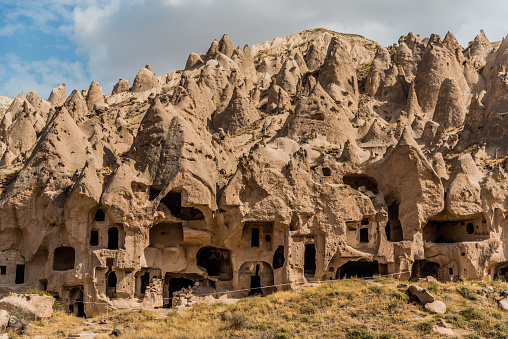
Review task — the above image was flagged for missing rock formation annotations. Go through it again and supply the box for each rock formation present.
[0,28,507,318]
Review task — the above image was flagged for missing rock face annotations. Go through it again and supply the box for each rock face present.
[0,28,507,317]
[0,294,54,320]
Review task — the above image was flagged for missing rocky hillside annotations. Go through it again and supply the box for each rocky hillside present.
[0,27,507,320]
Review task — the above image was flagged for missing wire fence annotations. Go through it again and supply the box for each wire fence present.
[73,270,410,311]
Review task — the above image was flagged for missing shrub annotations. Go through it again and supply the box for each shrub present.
[457,287,478,300]
[347,328,374,339]
[459,307,484,321]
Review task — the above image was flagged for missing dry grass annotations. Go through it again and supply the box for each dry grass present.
[14,278,508,338]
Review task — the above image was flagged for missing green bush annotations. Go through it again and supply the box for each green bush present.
[347,328,374,339]
[457,287,478,300]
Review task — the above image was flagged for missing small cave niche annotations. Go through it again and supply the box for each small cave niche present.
[94,208,106,222]
[385,193,403,242]
[322,167,332,177]
[359,228,369,243]
[160,191,204,220]
[196,247,233,281]
[304,244,316,276]
[108,227,119,250]
[343,174,378,194]
[149,223,183,248]
[90,230,99,247]
[337,260,379,278]
[53,247,75,271]
[494,262,508,281]
[273,246,285,269]
[140,272,150,294]
[422,214,488,243]
[411,260,440,280]
[107,271,117,299]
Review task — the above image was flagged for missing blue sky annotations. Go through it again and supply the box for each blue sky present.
[1,0,507,98]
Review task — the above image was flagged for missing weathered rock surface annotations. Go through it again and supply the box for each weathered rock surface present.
[0,28,506,317]
[407,285,435,304]
[0,294,54,320]
[425,300,447,314]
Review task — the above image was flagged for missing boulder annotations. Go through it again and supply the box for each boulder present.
[0,309,8,330]
[0,294,54,320]
[425,300,446,314]
[407,285,435,304]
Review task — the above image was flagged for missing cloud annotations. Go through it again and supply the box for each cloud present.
[1,0,507,96]
[70,0,508,94]
[0,54,90,98]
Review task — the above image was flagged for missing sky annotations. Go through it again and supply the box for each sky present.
[0,0,507,98]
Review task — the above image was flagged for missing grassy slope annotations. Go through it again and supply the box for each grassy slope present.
[22,278,508,339]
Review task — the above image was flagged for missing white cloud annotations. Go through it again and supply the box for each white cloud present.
[0,54,90,98]
[2,0,508,96]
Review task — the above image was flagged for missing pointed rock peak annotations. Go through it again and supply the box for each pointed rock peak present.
[48,84,66,107]
[145,64,154,73]
[340,140,363,164]
[443,31,460,47]
[406,82,422,121]
[15,92,26,101]
[361,119,385,143]
[456,153,482,178]
[433,77,467,129]
[112,79,131,94]
[396,126,418,148]
[86,81,104,110]
[218,34,235,58]
[141,95,169,125]
[26,90,40,104]
[132,66,160,93]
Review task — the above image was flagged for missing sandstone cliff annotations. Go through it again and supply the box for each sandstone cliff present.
[0,28,506,317]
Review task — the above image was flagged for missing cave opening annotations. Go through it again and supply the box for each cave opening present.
[343,174,378,193]
[53,247,75,271]
[385,194,403,242]
[90,230,99,246]
[338,260,379,278]
[160,191,204,220]
[304,244,316,276]
[108,227,119,250]
[196,247,233,280]
[273,246,285,269]
[149,223,183,248]
[165,277,195,308]
[94,209,105,222]
[107,271,117,299]
[15,264,24,284]
[423,215,488,243]
[249,264,262,295]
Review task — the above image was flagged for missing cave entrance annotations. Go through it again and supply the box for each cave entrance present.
[108,227,119,250]
[338,260,379,278]
[196,247,233,280]
[15,265,24,284]
[149,223,183,248]
[249,264,262,295]
[53,247,75,271]
[304,244,316,276]
[107,271,117,299]
[165,277,195,308]
[273,246,285,269]
[411,260,440,280]
[422,214,487,243]
[343,174,378,193]
[140,272,150,294]
[160,191,204,220]
[385,193,403,242]
[68,287,85,318]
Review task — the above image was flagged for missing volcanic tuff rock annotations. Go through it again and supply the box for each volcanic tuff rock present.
[0,28,507,317]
